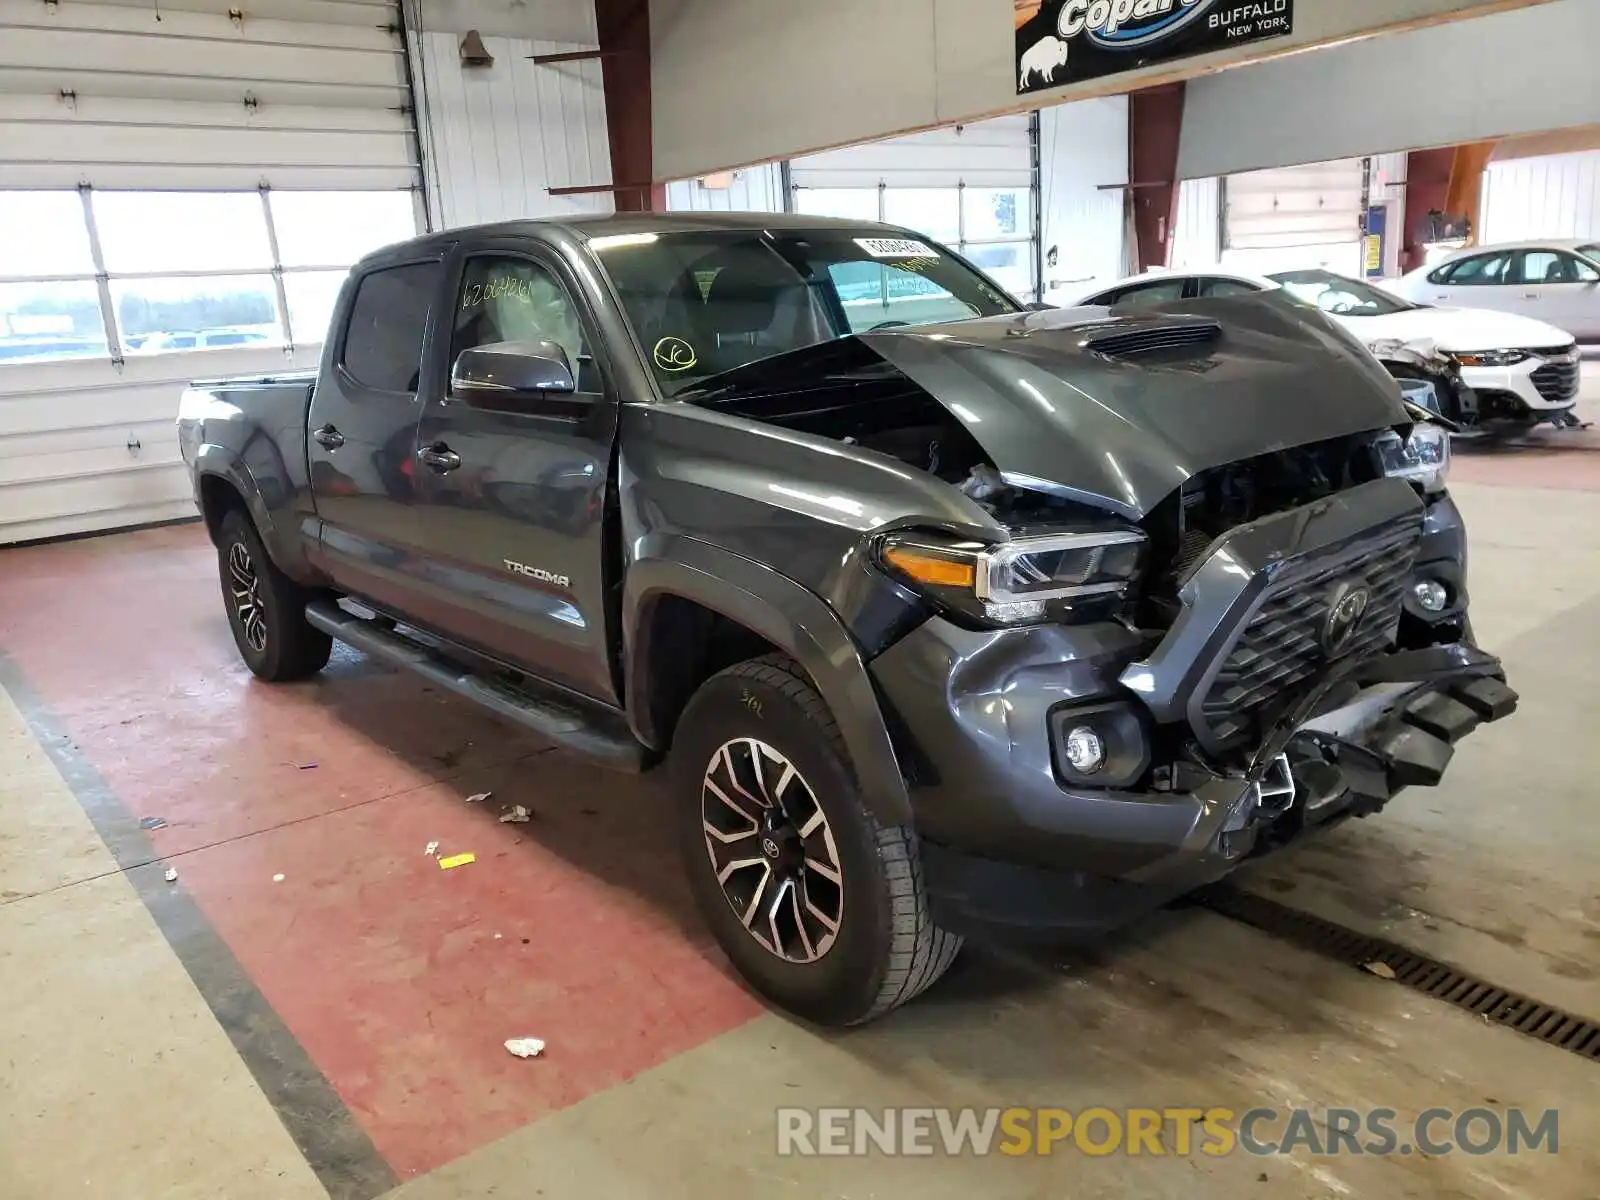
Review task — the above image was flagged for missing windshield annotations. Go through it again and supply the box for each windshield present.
[1266,269,1416,317]
[588,228,1020,394]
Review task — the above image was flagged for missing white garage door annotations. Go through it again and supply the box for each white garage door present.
[789,115,1038,301]
[1222,158,1366,277]
[0,0,421,545]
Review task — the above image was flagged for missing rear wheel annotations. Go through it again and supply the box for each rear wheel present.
[217,507,331,682]
[672,653,961,1025]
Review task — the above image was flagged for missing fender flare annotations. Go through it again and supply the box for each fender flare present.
[624,534,912,827]
[192,444,310,580]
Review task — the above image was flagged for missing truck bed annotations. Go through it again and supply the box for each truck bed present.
[176,371,318,480]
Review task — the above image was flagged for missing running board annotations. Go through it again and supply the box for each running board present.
[304,600,645,772]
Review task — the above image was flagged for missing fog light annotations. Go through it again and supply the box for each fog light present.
[1063,726,1106,775]
[1413,579,1449,613]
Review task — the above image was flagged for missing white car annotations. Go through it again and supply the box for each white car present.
[1391,240,1600,342]
[1070,268,1582,430]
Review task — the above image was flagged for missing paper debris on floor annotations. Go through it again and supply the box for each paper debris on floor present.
[297,762,318,770]
[498,805,532,824]
[163,867,178,882]
[272,873,285,883]
[1363,961,1397,980]
[465,791,492,804]
[138,816,168,830]
[504,1037,545,1059]
[424,841,440,857]
[438,852,476,870]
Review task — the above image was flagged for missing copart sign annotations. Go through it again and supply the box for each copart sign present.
[1016,0,1294,94]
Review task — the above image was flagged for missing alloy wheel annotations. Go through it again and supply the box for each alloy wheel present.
[701,737,844,964]
[227,541,268,654]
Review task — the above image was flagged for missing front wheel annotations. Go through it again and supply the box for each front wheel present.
[672,654,962,1025]
[216,507,332,682]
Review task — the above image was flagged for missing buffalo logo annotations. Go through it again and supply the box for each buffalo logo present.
[653,336,697,372]
[1322,582,1371,656]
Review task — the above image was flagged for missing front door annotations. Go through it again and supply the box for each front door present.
[410,245,620,704]
[305,256,444,612]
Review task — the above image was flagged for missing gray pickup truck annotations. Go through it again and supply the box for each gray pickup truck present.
[179,213,1516,1025]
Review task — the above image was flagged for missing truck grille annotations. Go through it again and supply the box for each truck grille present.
[1200,512,1423,750]
[1531,357,1580,405]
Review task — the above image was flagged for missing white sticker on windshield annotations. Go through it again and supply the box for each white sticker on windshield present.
[854,238,940,259]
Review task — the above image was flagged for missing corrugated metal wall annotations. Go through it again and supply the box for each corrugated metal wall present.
[1483,151,1600,244]
[1170,178,1221,269]
[411,29,613,228]
[665,165,786,213]
[1037,97,1128,301]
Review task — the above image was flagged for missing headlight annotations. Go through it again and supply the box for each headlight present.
[1376,425,1450,493]
[878,528,1145,626]
[1450,349,1529,367]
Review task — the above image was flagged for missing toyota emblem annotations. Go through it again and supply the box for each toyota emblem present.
[1322,582,1371,656]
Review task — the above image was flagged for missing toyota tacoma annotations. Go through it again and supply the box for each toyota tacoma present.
[178,214,1517,1025]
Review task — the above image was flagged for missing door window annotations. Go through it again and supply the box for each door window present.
[451,255,589,386]
[1104,280,1187,308]
[1198,278,1262,298]
[1512,251,1600,285]
[1441,253,1512,286]
[341,262,440,393]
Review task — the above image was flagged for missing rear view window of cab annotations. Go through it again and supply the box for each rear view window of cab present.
[340,262,440,394]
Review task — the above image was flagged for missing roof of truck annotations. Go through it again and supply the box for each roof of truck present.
[370,211,923,262]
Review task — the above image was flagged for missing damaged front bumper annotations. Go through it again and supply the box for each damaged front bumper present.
[867,482,1517,940]
[874,627,1517,938]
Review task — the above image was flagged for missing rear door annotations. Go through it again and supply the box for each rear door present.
[306,255,446,612]
[1510,249,1600,340]
[409,239,621,703]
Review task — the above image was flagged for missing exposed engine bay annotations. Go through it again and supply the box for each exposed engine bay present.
[684,339,1409,630]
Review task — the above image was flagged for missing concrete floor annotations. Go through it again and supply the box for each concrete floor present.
[3,414,1599,1196]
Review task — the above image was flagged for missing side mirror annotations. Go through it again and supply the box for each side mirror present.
[450,339,575,402]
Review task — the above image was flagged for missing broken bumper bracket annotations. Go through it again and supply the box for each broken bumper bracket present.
[1298,670,1519,818]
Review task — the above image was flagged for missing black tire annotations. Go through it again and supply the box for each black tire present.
[671,653,961,1025]
[216,507,332,682]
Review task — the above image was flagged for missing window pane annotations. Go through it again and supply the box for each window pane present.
[270,191,417,269]
[963,188,1031,242]
[0,192,95,277]
[0,281,107,362]
[114,274,280,353]
[283,270,349,345]
[794,189,880,222]
[828,261,985,333]
[341,262,440,393]
[95,192,272,274]
[882,189,959,244]
[962,241,1032,299]
[452,256,586,376]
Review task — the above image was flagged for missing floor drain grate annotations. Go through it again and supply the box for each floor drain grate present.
[1199,886,1600,1062]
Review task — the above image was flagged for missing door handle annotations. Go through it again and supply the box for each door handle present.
[417,443,462,473]
[312,424,345,449]
[1525,293,1540,300]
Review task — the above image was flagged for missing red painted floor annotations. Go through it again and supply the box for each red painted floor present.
[0,526,761,1179]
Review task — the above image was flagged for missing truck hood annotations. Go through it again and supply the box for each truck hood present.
[1330,305,1576,353]
[857,296,1409,520]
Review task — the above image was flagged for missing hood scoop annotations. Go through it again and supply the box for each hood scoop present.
[1082,320,1221,359]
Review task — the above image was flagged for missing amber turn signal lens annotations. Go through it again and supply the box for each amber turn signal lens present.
[883,546,976,590]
